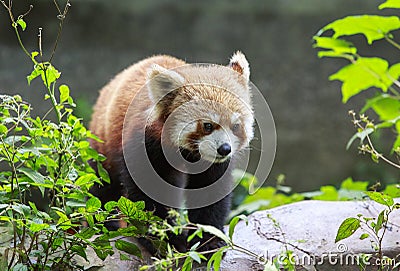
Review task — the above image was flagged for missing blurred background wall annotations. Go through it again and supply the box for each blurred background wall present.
[0,0,398,192]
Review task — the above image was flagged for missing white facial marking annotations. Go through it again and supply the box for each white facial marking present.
[209,113,220,124]
[174,120,196,147]
[199,128,240,162]
[231,112,241,124]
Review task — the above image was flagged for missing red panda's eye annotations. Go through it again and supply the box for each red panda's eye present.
[203,122,213,134]
[232,123,240,133]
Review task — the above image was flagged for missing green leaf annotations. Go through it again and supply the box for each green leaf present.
[85,214,95,227]
[104,201,118,212]
[375,210,386,234]
[115,239,142,258]
[393,122,400,151]
[187,228,202,242]
[28,221,49,233]
[317,50,354,59]
[365,191,394,207]
[92,237,114,260]
[312,186,339,201]
[388,63,400,82]
[0,124,7,136]
[330,57,390,103]
[119,253,131,261]
[59,84,70,104]
[228,214,247,241]
[117,226,138,237]
[362,95,400,121]
[75,227,97,239]
[197,224,231,245]
[27,65,42,85]
[86,197,101,213]
[346,128,374,150]
[359,233,369,240]
[13,203,31,216]
[75,173,98,187]
[379,0,400,9]
[11,263,28,271]
[313,37,357,58]
[335,217,361,242]
[18,168,45,183]
[55,210,71,230]
[321,15,400,44]
[71,245,88,261]
[42,63,61,85]
[182,257,193,271]
[97,162,110,184]
[340,177,368,191]
[17,168,47,197]
[27,63,61,85]
[16,18,27,31]
[383,184,400,198]
[31,51,39,60]
[118,197,137,217]
[207,249,224,271]
[188,251,202,264]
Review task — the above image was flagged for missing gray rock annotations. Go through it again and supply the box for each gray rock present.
[222,200,400,271]
[81,199,400,270]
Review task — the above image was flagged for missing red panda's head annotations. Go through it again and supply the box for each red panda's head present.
[146,51,254,163]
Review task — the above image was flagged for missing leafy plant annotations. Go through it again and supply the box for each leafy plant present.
[0,1,157,270]
[313,0,400,169]
[313,1,400,270]
[335,191,399,270]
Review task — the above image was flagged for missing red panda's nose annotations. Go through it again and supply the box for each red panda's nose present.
[217,143,231,156]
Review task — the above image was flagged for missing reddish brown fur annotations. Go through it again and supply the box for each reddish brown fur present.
[89,53,253,253]
[89,55,186,171]
[231,62,244,75]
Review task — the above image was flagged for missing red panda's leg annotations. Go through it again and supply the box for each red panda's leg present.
[186,161,233,251]
[122,135,188,253]
[88,158,124,204]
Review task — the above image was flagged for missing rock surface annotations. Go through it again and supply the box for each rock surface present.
[82,199,400,270]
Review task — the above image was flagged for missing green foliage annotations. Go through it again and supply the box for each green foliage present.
[334,191,397,270]
[315,5,400,270]
[0,2,161,270]
[314,2,400,166]
[231,173,374,219]
[319,15,400,44]
[335,217,361,243]
[380,0,400,9]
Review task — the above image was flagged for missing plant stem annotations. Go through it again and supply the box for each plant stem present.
[365,133,400,169]
[49,0,71,62]
[385,35,400,51]
[1,1,35,63]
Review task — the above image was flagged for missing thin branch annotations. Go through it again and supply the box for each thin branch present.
[49,0,70,62]
[385,35,400,51]
[1,1,35,62]
[364,132,400,169]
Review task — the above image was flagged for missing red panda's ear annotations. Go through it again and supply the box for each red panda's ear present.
[147,64,185,103]
[229,51,250,84]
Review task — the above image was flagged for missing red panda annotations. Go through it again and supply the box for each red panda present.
[89,52,254,252]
